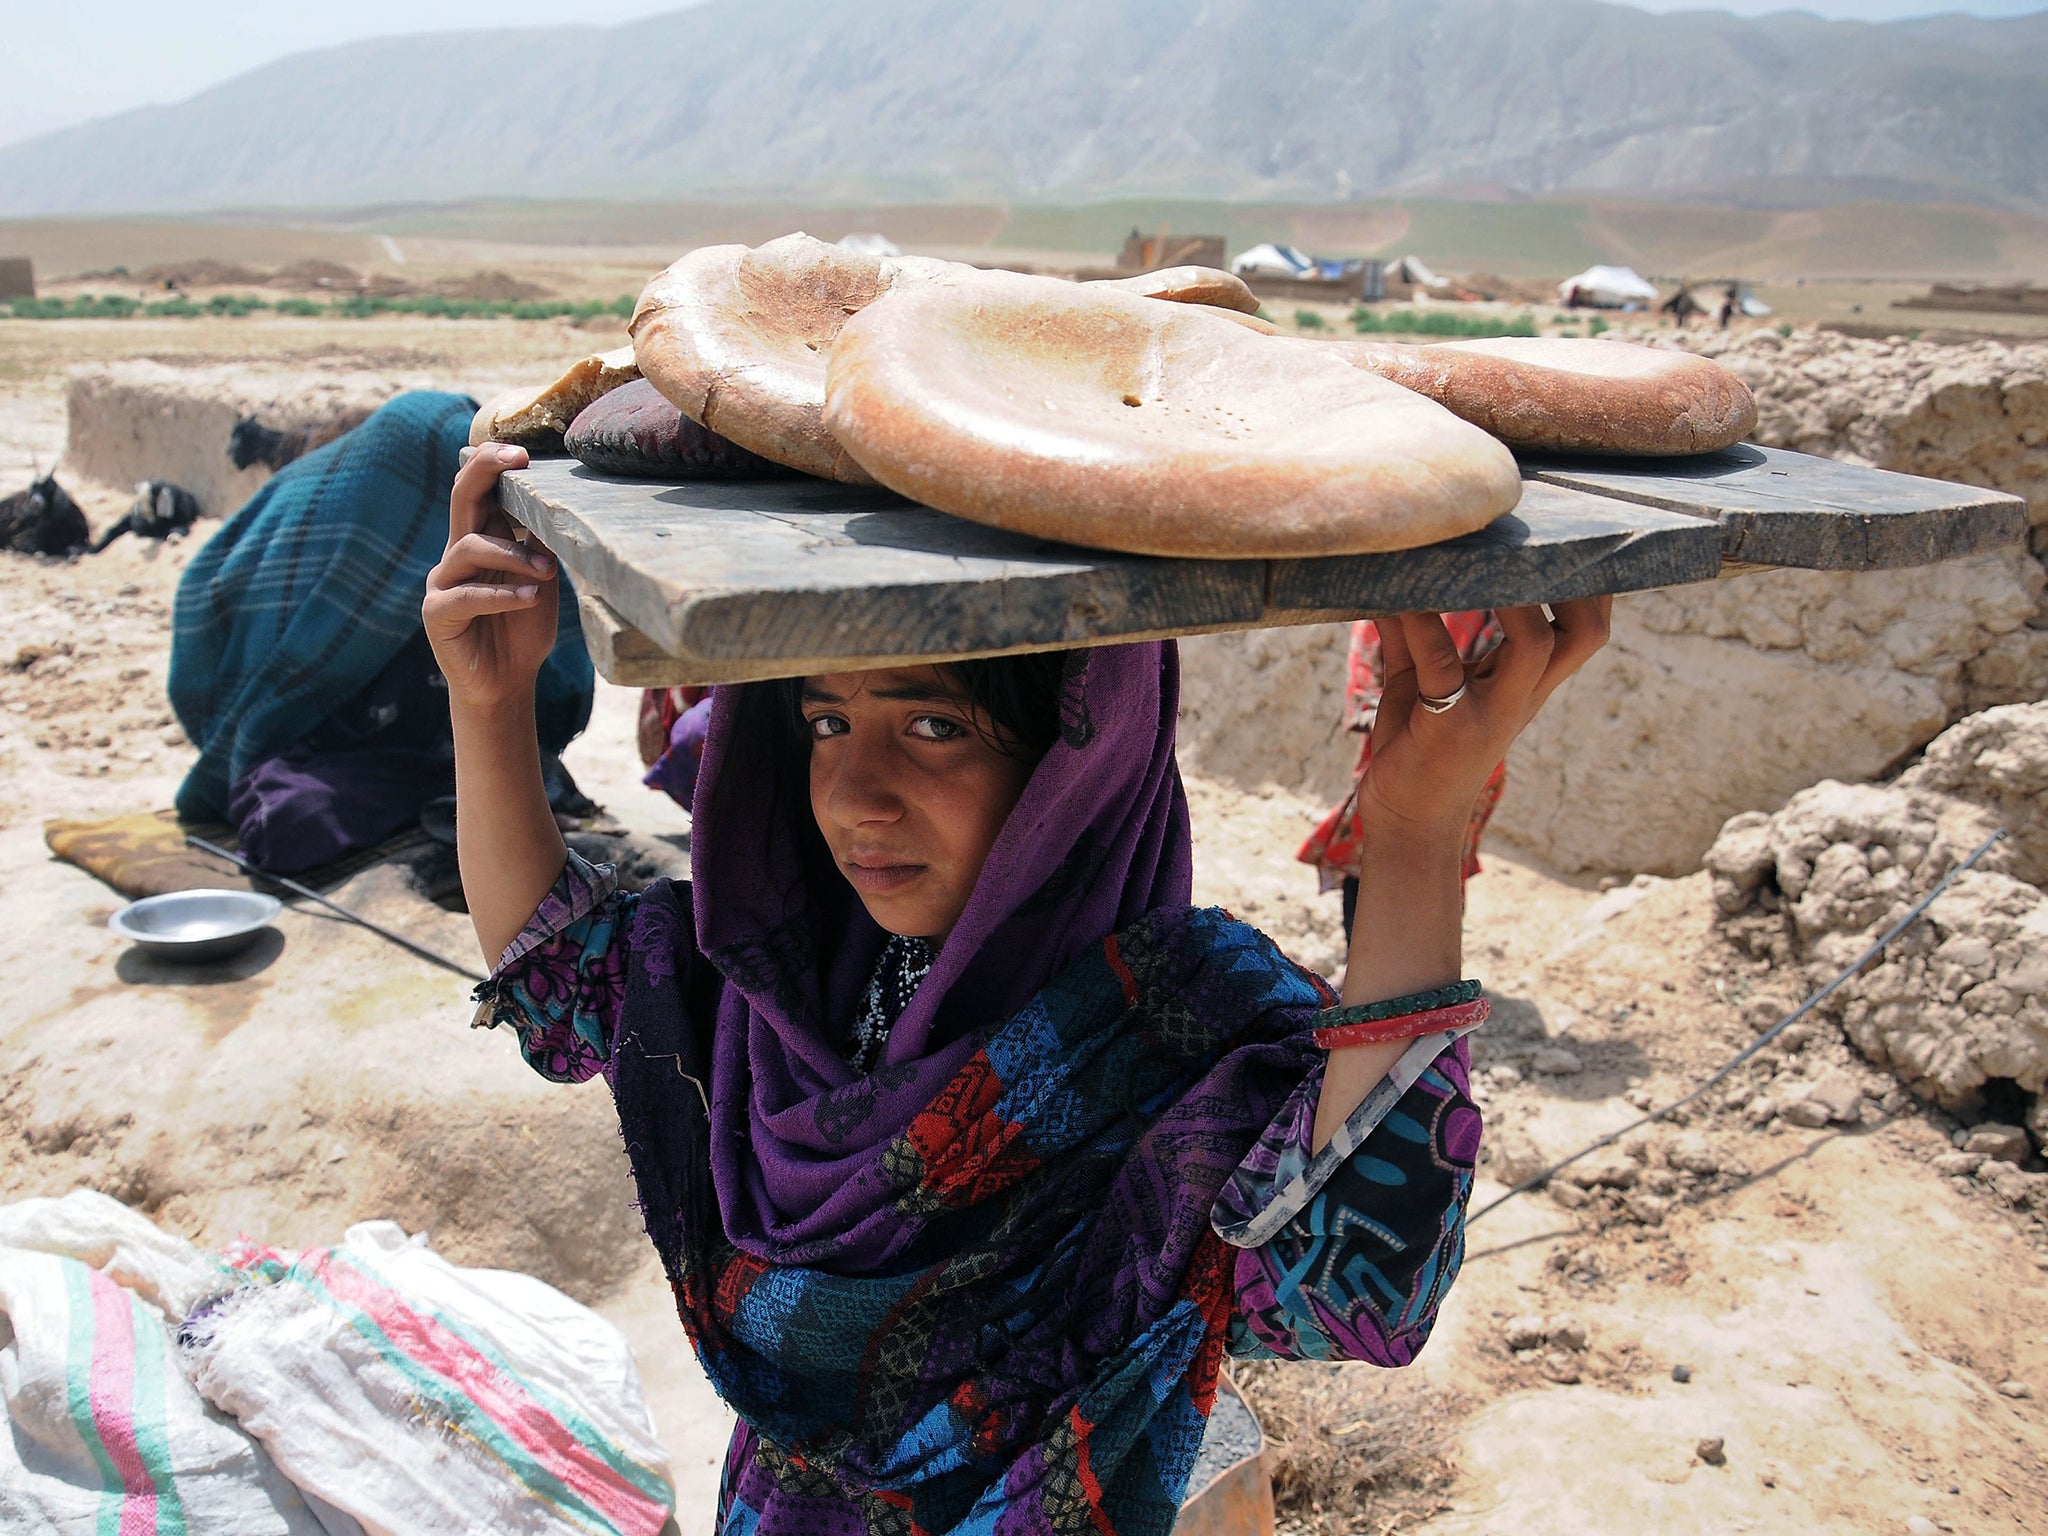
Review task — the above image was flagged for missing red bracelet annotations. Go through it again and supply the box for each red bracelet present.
[1313,996,1489,1050]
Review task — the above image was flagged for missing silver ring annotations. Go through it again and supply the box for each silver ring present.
[1418,681,1468,715]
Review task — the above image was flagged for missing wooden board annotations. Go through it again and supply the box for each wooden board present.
[500,460,1725,686]
[1524,443,2029,569]
[1265,479,1718,620]
[504,466,1267,674]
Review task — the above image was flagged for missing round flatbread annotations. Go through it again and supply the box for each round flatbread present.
[823,270,1521,559]
[629,232,953,483]
[565,379,789,480]
[1330,336,1756,455]
[1095,265,1260,313]
[469,345,640,452]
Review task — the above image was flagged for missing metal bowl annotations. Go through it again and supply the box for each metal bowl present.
[108,889,284,963]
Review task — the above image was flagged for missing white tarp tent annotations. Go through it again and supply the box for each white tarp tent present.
[1389,255,1448,289]
[1230,242,1312,279]
[837,232,902,257]
[1559,264,1660,308]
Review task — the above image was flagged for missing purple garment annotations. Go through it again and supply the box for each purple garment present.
[227,742,450,875]
[691,646,1192,1270]
[642,697,712,809]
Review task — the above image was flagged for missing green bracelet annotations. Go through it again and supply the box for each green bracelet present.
[1314,979,1483,1029]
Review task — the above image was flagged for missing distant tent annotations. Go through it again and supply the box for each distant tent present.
[837,232,901,257]
[1738,292,1775,317]
[1230,243,1313,279]
[1559,265,1660,309]
[1388,255,1447,289]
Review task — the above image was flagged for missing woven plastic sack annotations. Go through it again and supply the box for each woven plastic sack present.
[182,1221,676,1536]
[0,1189,329,1534]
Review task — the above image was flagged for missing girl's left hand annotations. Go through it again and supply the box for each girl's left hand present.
[1355,599,1612,844]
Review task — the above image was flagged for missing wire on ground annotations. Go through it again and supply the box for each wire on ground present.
[1466,826,2009,1226]
[185,834,486,983]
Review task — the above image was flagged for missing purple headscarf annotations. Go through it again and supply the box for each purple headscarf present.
[688,643,1192,1269]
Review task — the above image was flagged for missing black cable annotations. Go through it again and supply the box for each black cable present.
[185,834,486,983]
[1467,825,2009,1226]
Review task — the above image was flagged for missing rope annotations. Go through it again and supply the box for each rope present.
[1466,825,2008,1226]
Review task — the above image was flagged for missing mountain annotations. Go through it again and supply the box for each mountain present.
[3,0,2045,216]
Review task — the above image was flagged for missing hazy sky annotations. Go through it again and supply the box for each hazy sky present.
[2,0,2042,149]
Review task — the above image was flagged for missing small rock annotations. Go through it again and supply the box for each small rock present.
[1744,996,1790,1029]
[1642,1167,1681,1196]
[1503,1315,1548,1352]
[1696,1435,1727,1466]
[1486,1063,1523,1089]
[1547,1316,1587,1351]
[1565,1151,1639,1189]
[1624,1191,1671,1226]
[1745,1094,1777,1125]
[1963,1123,2031,1164]
[1778,1021,1815,1050]
[1624,1088,1654,1110]
[1532,1046,1583,1076]
[1550,1181,1590,1209]
[1671,1364,1692,1383]
[1904,1518,1940,1536]
[1666,1133,1720,1176]
[1805,1070,1868,1124]
[1538,1348,1581,1384]
[1932,1151,1986,1178]
[1880,1088,1914,1116]
[1781,1097,1833,1129]
[1981,1162,2032,1204]
[1998,1380,2031,1398]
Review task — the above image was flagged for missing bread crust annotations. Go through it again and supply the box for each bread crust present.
[1096,265,1261,313]
[468,345,640,450]
[629,233,953,483]
[1331,336,1757,455]
[824,270,1521,559]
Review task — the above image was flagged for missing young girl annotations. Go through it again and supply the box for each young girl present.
[428,444,1609,1535]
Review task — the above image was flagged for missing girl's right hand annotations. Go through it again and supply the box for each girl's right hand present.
[424,444,561,711]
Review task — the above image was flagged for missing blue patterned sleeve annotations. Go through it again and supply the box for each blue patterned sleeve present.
[1212,1032,1481,1365]
[469,849,643,1083]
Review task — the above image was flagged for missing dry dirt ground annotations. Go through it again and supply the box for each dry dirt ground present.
[2,311,2044,1535]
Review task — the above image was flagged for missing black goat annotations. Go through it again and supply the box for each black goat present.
[0,475,91,556]
[89,481,200,553]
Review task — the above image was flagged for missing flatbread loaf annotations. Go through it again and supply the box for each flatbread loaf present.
[1331,336,1756,455]
[565,379,787,480]
[823,270,1521,559]
[1097,265,1260,313]
[468,345,641,452]
[629,232,953,483]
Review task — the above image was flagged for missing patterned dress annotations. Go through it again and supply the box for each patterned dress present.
[479,852,1483,1533]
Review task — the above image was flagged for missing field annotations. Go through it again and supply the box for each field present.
[1,228,2046,1534]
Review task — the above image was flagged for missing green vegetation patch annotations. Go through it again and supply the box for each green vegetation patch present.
[1350,307,1538,338]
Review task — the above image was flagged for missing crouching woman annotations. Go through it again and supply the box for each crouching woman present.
[429,444,1609,1534]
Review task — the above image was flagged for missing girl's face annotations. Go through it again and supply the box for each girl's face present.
[802,667,1034,946]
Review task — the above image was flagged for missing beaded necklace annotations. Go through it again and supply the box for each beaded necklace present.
[848,934,934,1073]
